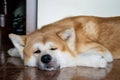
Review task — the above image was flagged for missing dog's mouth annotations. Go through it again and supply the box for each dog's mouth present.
[38,59,60,71]
[41,65,60,71]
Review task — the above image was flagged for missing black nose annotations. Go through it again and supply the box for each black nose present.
[41,54,52,64]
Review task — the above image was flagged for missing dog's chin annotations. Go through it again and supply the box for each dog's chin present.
[38,64,60,71]
[38,60,60,71]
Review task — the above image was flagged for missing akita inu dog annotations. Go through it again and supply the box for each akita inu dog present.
[8,16,120,70]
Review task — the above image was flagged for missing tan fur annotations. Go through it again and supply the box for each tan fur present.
[28,16,120,59]
[11,16,120,60]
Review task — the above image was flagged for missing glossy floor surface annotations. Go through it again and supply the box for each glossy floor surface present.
[0,45,120,80]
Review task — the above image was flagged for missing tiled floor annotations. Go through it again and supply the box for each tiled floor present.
[1,45,120,80]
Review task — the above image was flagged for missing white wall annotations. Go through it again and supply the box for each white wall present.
[37,0,120,28]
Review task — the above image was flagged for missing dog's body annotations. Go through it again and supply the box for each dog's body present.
[8,16,120,70]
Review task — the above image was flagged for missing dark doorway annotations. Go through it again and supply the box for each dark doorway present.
[0,0,26,50]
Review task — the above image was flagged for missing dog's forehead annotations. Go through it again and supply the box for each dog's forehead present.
[26,32,60,45]
[25,33,65,51]
[26,34,55,46]
[33,42,54,49]
[27,32,53,41]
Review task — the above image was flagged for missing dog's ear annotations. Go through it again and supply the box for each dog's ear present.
[9,33,26,47]
[57,28,75,52]
[8,34,26,59]
[57,28,75,42]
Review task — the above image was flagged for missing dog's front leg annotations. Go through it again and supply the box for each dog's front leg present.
[8,48,20,57]
[7,34,25,59]
[76,46,113,68]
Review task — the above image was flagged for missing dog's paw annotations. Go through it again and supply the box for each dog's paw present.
[77,53,107,68]
[7,48,20,57]
[103,51,113,63]
[91,55,107,68]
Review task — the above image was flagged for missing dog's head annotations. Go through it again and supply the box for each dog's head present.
[9,28,76,70]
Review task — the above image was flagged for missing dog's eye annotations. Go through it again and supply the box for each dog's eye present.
[34,50,41,54]
[50,48,57,50]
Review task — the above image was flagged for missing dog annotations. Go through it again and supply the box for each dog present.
[8,16,120,70]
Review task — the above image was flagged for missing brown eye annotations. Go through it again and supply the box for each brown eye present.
[34,50,41,54]
[50,48,57,50]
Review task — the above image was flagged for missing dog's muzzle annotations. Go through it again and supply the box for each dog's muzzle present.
[39,54,60,70]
